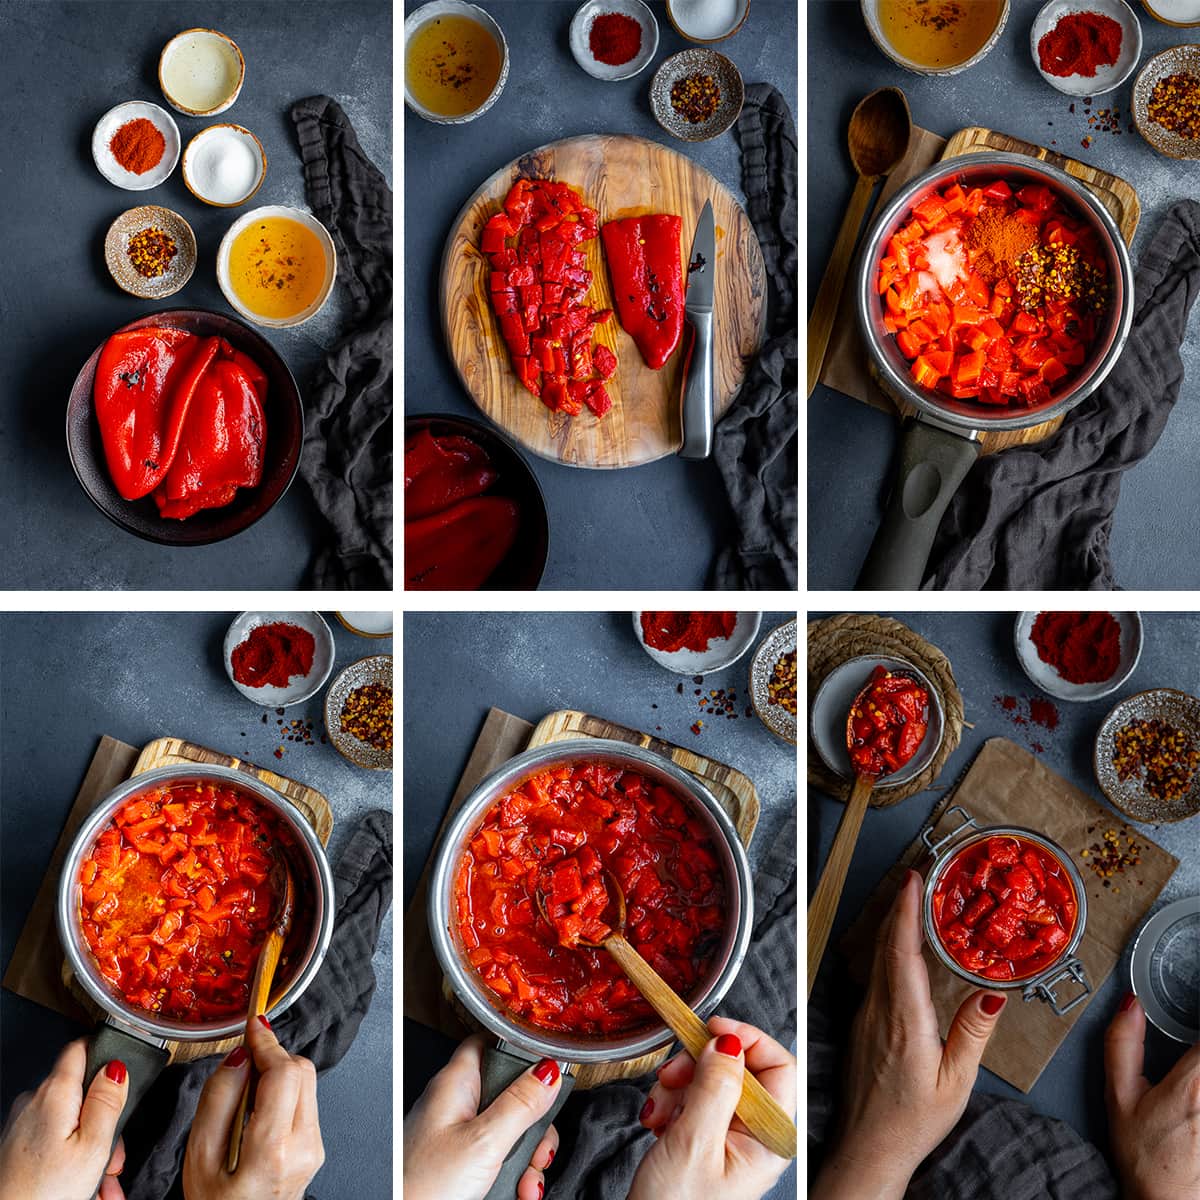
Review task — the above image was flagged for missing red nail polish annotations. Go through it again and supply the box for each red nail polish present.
[224,1046,249,1068]
[652,1124,663,1139]
[546,1147,555,1166]
[714,1034,742,1058]
[532,1058,559,1087]
[981,993,1005,1016]
[537,1185,544,1200]
[639,1097,654,1122]
[105,1060,127,1085]
[257,1014,272,1030]
[1120,991,1138,1013]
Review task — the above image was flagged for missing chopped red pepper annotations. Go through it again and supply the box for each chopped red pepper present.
[847,666,930,778]
[600,215,685,370]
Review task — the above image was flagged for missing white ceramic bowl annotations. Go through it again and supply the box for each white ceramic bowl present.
[216,205,337,329]
[666,0,751,43]
[158,27,246,116]
[182,124,267,208]
[1142,0,1200,25]
[1031,0,1143,97]
[861,0,1009,75]
[1015,611,1143,701]
[224,612,335,707]
[633,611,762,674]
[570,0,659,81]
[404,1,509,125]
[92,101,180,191]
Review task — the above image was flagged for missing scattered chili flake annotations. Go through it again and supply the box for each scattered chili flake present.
[1112,719,1199,802]
[341,684,394,753]
[670,73,720,124]
[127,226,178,278]
[767,650,797,716]
[1081,824,1144,885]
[1148,72,1200,140]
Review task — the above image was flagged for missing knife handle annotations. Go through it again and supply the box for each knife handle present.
[679,310,714,460]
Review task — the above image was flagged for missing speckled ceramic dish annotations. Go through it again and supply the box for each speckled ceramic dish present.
[223,612,335,707]
[570,0,658,80]
[1130,895,1200,1043]
[632,612,761,675]
[749,619,797,745]
[158,28,245,116]
[1014,612,1143,701]
[1031,0,1142,97]
[325,656,393,770]
[1094,688,1200,822]
[649,49,743,142]
[92,101,181,191]
[810,654,944,787]
[1132,45,1200,159]
[104,206,196,299]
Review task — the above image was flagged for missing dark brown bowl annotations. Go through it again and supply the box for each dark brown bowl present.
[405,413,548,590]
[66,308,303,546]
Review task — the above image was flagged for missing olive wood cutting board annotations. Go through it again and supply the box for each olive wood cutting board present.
[404,706,759,1088]
[439,134,767,468]
[2,735,332,1066]
[819,124,1140,456]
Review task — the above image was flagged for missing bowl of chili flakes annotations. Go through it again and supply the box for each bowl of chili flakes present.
[325,655,393,770]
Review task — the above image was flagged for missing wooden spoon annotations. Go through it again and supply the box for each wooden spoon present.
[806,87,912,397]
[537,873,797,1160]
[227,851,295,1173]
[806,669,921,996]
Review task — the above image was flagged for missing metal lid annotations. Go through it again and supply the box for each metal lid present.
[1131,895,1200,1043]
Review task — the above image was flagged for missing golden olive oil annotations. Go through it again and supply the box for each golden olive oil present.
[228,217,326,320]
[878,0,1005,69]
[406,15,502,117]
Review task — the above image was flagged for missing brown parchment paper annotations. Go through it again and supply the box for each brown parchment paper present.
[842,738,1179,1093]
[2,736,138,1021]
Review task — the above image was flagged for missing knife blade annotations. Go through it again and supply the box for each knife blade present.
[678,200,716,460]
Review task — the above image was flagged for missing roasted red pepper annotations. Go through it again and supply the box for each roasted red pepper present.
[94,329,218,500]
[847,666,930,778]
[405,495,520,590]
[600,215,684,370]
[404,429,499,519]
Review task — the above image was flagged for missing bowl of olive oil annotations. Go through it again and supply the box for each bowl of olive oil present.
[863,0,1009,75]
[405,1,509,124]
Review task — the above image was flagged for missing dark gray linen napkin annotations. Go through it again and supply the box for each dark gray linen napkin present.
[126,810,393,1200]
[925,200,1200,590]
[712,83,799,591]
[290,96,393,591]
[550,815,797,1198]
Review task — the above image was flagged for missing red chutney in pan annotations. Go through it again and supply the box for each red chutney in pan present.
[932,835,1077,981]
[454,761,726,1035]
[79,783,308,1022]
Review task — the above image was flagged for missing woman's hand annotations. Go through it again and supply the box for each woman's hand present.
[812,870,1006,1200]
[404,1035,560,1200]
[182,1015,324,1200]
[0,1039,129,1200]
[629,1016,795,1200]
[1105,992,1200,1200]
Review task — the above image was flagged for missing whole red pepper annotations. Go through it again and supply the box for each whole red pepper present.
[405,496,520,590]
[405,429,499,519]
[600,216,684,370]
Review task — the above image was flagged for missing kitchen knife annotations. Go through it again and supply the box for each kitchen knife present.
[678,200,715,460]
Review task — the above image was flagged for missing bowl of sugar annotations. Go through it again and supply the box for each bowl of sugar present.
[182,125,267,208]
[665,0,750,42]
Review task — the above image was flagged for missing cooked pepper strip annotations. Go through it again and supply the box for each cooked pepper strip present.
[404,429,499,520]
[600,215,684,370]
[405,495,520,590]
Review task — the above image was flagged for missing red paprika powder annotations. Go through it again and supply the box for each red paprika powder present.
[231,622,316,688]
[1037,11,1122,79]
[589,12,642,66]
[109,118,166,175]
[1030,611,1121,684]
[641,612,736,654]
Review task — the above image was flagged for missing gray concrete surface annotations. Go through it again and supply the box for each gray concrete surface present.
[0,1,391,589]
[811,610,1200,1152]
[0,612,393,1200]
[807,2,1200,589]
[403,609,797,1198]
[404,0,798,589]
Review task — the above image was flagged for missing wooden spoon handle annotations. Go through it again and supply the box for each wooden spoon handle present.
[807,772,875,996]
[226,931,284,1173]
[605,936,797,1160]
[806,172,877,398]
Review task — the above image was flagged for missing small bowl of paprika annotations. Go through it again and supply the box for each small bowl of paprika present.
[633,611,762,674]
[570,0,659,82]
[1015,611,1142,701]
[1031,0,1143,98]
[224,612,335,707]
[92,101,181,191]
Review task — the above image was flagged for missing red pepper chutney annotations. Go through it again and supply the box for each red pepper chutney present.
[932,835,1077,981]
[847,666,930,778]
[454,761,726,1035]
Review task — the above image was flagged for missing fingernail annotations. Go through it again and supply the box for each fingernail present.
[223,1046,249,1068]
[546,1147,555,1166]
[1120,991,1138,1013]
[980,993,1005,1016]
[532,1058,559,1087]
[652,1124,663,1138]
[714,1033,742,1058]
[257,1014,272,1030]
[105,1060,127,1084]
[537,1185,544,1200]
[639,1097,654,1123]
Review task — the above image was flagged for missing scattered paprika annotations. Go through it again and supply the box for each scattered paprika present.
[231,622,316,689]
[1030,611,1121,684]
[109,117,166,175]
